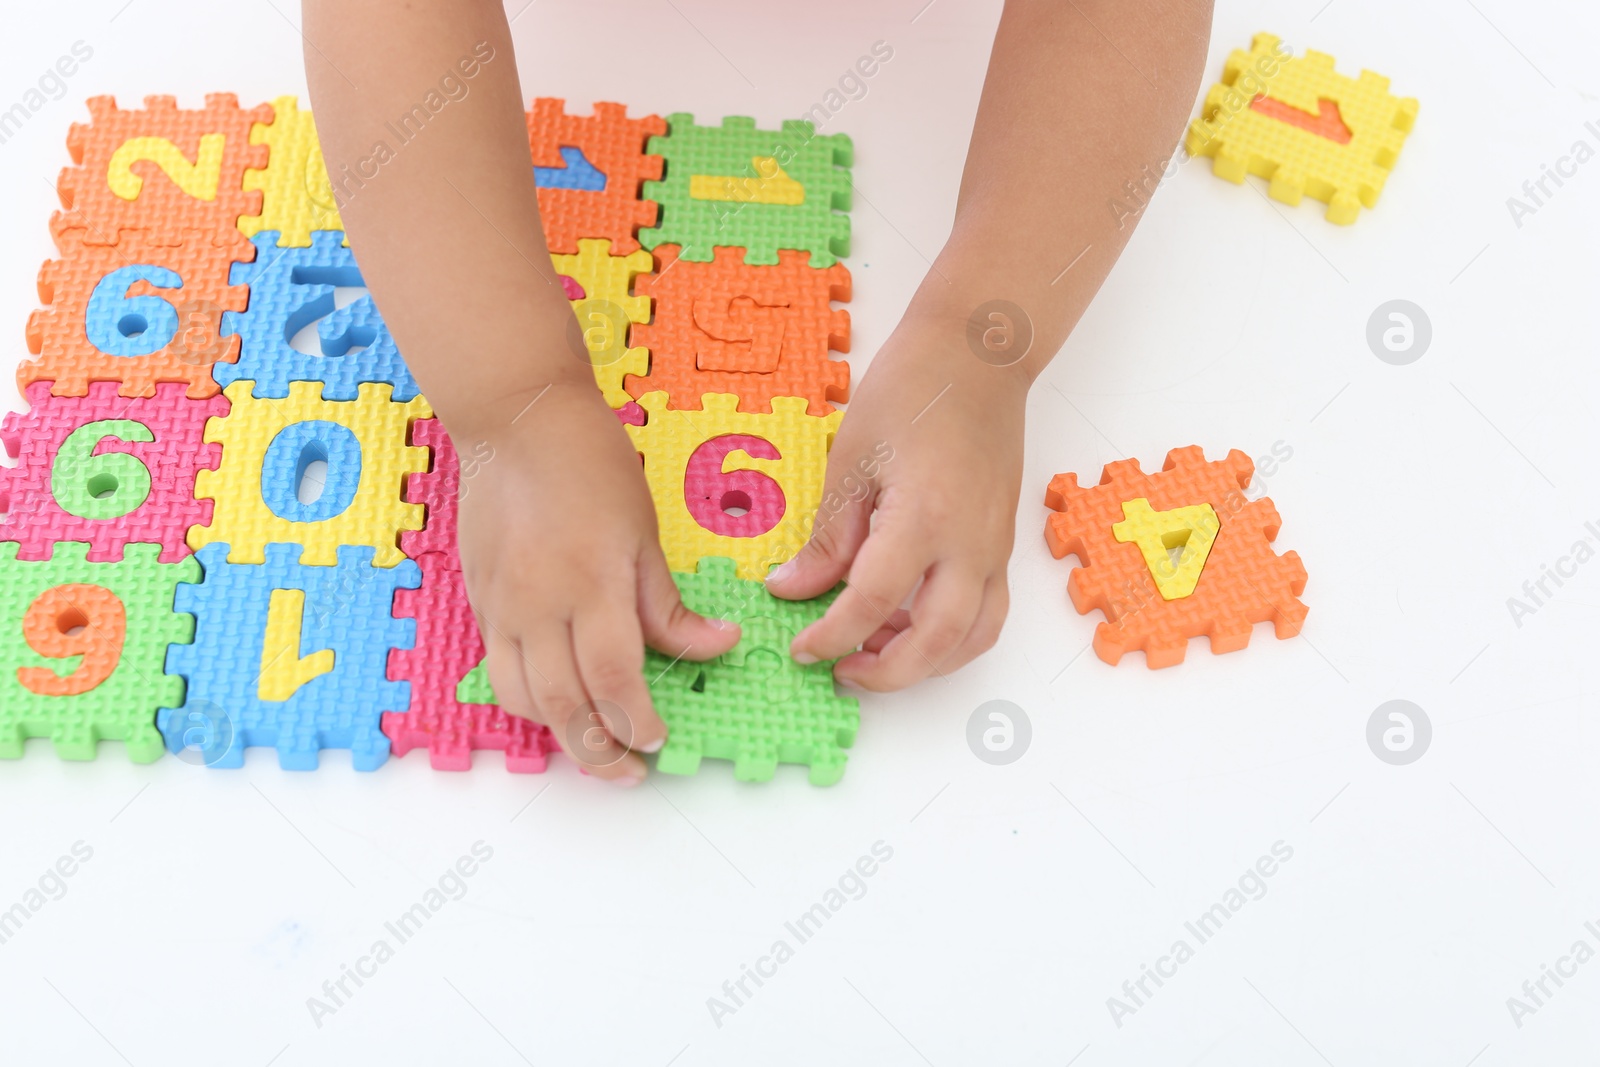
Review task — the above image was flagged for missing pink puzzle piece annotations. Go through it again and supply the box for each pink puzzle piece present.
[383,550,557,772]
[0,380,225,562]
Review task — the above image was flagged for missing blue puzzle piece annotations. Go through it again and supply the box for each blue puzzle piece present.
[160,542,420,770]
[215,231,420,401]
[533,145,607,190]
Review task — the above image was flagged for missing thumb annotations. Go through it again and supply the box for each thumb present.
[637,546,741,661]
[764,490,871,601]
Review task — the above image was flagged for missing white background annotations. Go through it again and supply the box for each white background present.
[1,0,1597,1064]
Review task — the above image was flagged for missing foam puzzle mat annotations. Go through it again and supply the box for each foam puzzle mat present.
[2,94,860,781]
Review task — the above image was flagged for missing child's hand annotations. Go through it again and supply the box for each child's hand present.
[765,315,1025,691]
[454,382,740,783]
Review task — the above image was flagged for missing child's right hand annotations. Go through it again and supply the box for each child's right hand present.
[452,379,741,785]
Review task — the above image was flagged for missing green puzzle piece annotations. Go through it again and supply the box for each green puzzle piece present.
[459,558,859,785]
[0,542,198,761]
[640,114,853,267]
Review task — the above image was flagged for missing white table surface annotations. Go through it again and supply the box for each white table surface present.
[1,1,1597,1063]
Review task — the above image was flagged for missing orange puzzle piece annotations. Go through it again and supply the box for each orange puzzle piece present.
[19,228,252,399]
[52,94,272,247]
[627,244,851,415]
[1044,446,1308,668]
[527,98,665,255]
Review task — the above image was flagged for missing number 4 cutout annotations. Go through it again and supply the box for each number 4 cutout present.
[1112,499,1219,601]
[257,589,334,701]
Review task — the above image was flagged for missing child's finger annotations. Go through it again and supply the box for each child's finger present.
[934,577,1009,676]
[523,628,645,784]
[637,547,741,661]
[764,489,872,600]
[790,526,930,663]
[861,609,913,654]
[572,604,666,754]
[483,629,543,727]
[833,565,984,690]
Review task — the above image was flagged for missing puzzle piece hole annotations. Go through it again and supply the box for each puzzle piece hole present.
[86,472,120,500]
[720,489,752,517]
[691,669,707,693]
[295,447,329,506]
[55,605,89,637]
[117,312,150,339]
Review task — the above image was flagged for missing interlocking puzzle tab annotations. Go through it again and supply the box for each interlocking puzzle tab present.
[1044,446,1308,668]
[1186,32,1418,224]
[527,98,665,255]
[628,244,851,415]
[215,231,418,401]
[21,228,252,399]
[239,96,345,247]
[0,542,198,762]
[627,392,842,579]
[189,381,431,567]
[52,94,272,246]
[642,114,853,266]
[0,382,224,563]
[160,543,419,770]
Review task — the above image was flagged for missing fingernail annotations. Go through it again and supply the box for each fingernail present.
[614,773,644,787]
[766,561,796,583]
[639,737,665,753]
[837,677,865,692]
[793,651,819,665]
[708,617,737,631]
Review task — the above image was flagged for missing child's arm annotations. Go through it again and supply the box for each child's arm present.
[302,0,738,783]
[767,0,1215,689]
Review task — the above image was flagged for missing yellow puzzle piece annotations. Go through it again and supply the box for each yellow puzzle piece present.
[239,96,345,246]
[626,391,840,579]
[1185,32,1418,224]
[1112,498,1219,601]
[550,238,653,407]
[190,381,431,567]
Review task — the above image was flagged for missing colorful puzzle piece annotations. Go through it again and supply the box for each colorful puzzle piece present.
[238,96,346,246]
[52,94,272,246]
[189,380,432,567]
[641,114,853,266]
[160,542,418,769]
[1045,446,1308,668]
[0,541,198,761]
[626,392,842,579]
[20,227,252,399]
[383,551,557,772]
[549,237,653,407]
[526,98,665,255]
[215,231,417,401]
[0,381,225,563]
[1186,32,1418,224]
[628,244,851,414]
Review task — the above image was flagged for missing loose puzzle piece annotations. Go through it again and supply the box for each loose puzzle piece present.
[641,114,853,266]
[549,237,653,407]
[1185,32,1418,224]
[160,542,419,769]
[1044,446,1308,668]
[455,557,857,784]
[20,227,253,399]
[215,231,418,401]
[649,557,856,784]
[0,542,198,761]
[527,98,665,255]
[0,381,225,563]
[189,380,432,567]
[626,392,842,579]
[238,96,346,246]
[52,94,272,246]
[628,244,851,414]
[383,551,557,772]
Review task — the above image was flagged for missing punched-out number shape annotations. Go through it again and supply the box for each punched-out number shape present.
[85,265,229,366]
[52,420,154,520]
[107,135,225,201]
[257,589,334,702]
[1248,96,1351,144]
[18,584,126,696]
[693,295,789,372]
[685,435,786,538]
[285,264,379,358]
[1112,499,1219,601]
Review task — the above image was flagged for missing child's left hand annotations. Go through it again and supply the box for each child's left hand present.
[765,308,1027,690]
